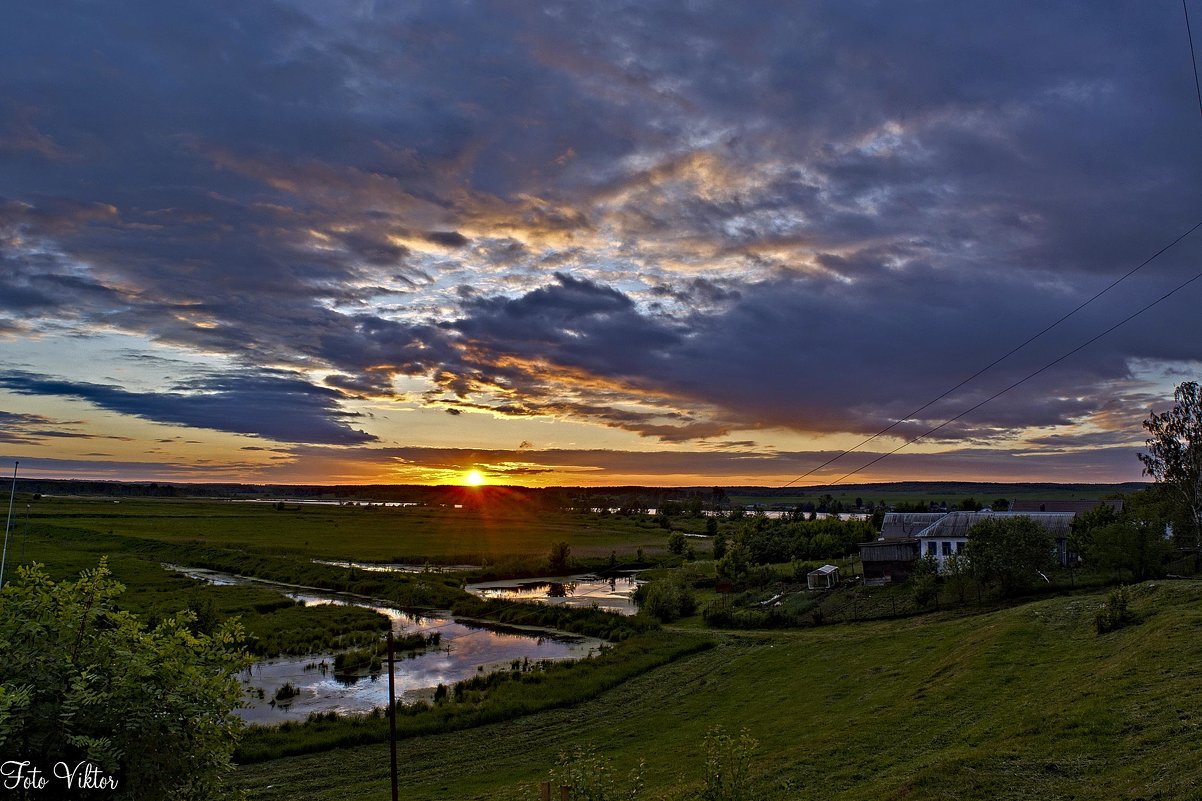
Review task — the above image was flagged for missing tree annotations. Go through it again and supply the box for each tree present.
[1138,381,1202,551]
[548,541,571,573]
[667,531,686,555]
[716,542,749,585]
[964,516,1054,596]
[942,551,973,604]
[0,561,249,800]
[1087,491,1173,581]
[910,554,940,609]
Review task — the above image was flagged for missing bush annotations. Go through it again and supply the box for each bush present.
[701,726,758,801]
[635,578,696,622]
[1095,585,1136,634]
[0,561,250,799]
[553,743,645,801]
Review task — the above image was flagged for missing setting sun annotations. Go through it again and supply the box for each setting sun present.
[464,469,485,486]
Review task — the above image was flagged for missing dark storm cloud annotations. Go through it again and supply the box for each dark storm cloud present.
[446,264,1202,442]
[0,370,376,445]
[0,455,273,480]
[0,411,133,445]
[455,273,683,373]
[3,0,1202,460]
[425,231,469,248]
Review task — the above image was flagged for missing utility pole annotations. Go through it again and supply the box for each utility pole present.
[387,630,398,801]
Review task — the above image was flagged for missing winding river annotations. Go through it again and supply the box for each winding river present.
[173,567,604,724]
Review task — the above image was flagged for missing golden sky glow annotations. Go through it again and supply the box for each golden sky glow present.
[0,3,1196,488]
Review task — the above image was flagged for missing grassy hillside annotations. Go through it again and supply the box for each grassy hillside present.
[234,580,1202,800]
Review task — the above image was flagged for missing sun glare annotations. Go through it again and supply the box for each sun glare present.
[464,469,485,486]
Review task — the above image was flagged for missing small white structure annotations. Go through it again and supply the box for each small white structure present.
[807,564,839,590]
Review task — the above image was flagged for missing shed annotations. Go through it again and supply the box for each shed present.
[859,538,920,585]
[807,564,840,590]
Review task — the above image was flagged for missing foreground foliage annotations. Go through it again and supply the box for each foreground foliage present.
[0,562,250,800]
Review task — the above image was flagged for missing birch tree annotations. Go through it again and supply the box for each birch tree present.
[1138,381,1202,551]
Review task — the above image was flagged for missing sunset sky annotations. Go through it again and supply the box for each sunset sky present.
[3,2,1202,487]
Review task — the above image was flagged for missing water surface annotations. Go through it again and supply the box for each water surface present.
[465,572,642,616]
[172,567,603,724]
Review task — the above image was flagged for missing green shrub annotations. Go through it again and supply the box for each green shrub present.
[1095,585,1136,634]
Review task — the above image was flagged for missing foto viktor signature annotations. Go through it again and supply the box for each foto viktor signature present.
[2,759,119,791]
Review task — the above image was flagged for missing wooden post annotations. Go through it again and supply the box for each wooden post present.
[388,631,398,801]
[560,785,572,801]
[540,781,551,801]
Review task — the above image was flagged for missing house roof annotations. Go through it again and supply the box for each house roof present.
[880,512,946,539]
[914,510,1075,539]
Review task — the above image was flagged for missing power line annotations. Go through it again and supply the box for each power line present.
[1186,0,1202,120]
[781,220,1202,489]
[824,262,1202,487]
[781,5,1202,491]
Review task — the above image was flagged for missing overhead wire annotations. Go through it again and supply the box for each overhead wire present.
[780,3,1202,491]
[826,263,1202,487]
[1185,0,1202,120]
[780,221,1202,488]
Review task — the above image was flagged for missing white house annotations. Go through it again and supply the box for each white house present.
[879,510,1077,570]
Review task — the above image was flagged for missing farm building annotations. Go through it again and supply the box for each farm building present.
[911,510,1075,568]
[859,538,920,585]
[860,504,1112,583]
[807,564,840,590]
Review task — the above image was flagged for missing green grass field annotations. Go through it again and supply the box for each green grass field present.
[22,496,678,562]
[233,580,1202,800]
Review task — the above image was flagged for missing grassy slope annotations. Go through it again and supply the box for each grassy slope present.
[25,497,675,561]
[234,581,1202,801]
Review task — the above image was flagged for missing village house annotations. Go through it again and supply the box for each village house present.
[858,500,1122,585]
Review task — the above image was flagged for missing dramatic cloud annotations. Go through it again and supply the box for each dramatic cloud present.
[0,370,375,445]
[0,411,132,446]
[3,1,1201,483]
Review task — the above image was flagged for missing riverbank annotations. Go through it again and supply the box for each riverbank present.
[234,580,1202,799]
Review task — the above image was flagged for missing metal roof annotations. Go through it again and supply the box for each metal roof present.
[880,512,946,539]
[914,510,1075,539]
